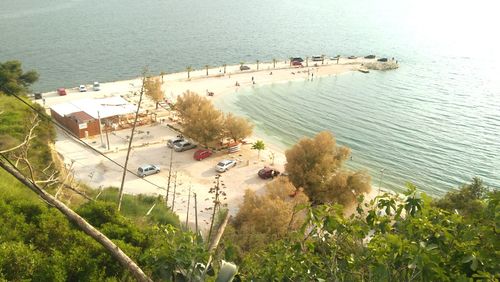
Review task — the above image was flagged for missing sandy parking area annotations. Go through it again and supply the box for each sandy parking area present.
[55,121,285,229]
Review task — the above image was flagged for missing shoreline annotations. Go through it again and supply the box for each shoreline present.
[39,56,397,225]
[39,56,392,103]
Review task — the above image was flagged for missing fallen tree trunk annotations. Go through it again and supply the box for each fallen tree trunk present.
[0,158,152,282]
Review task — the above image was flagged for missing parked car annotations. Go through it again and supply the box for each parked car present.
[167,136,184,148]
[34,92,42,100]
[292,61,303,67]
[258,167,280,179]
[93,81,100,91]
[173,140,197,152]
[240,65,250,71]
[215,159,236,173]
[57,88,67,96]
[194,149,212,161]
[137,164,160,177]
[312,56,322,61]
[79,85,87,92]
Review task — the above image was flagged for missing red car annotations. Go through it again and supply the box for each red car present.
[193,149,212,161]
[291,61,303,67]
[57,88,67,96]
[258,167,280,179]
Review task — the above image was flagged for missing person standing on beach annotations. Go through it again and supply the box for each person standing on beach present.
[251,76,254,82]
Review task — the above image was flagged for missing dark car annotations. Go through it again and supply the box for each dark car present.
[258,167,280,179]
[377,58,388,62]
[240,65,250,71]
[193,149,212,161]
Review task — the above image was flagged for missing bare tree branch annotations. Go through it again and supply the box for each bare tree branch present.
[0,116,39,154]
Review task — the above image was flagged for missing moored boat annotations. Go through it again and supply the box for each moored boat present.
[358,68,369,73]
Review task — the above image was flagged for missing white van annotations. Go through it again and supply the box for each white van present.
[93,81,100,91]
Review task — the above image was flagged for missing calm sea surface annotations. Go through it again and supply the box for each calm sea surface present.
[1,0,499,195]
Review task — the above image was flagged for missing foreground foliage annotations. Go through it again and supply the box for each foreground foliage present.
[223,179,309,261]
[237,182,499,281]
[0,183,207,281]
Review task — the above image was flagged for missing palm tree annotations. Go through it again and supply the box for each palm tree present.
[272,58,277,69]
[256,60,260,71]
[306,57,309,67]
[251,140,265,160]
[205,65,210,76]
[289,57,293,66]
[186,66,192,79]
[223,64,227,74]
[321,54,325,65]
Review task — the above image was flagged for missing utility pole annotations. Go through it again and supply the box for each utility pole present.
[104,121,110,150]
[97,110,104,148]
[185,184,192,228]
[165,147,173,204]
[193,192,198,234]
[118,73,146,211]
[171,172,177,211]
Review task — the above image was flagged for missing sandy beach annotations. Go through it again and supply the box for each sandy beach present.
[39,57,386,229]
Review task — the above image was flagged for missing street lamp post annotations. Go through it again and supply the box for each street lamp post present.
[97,110,105,148]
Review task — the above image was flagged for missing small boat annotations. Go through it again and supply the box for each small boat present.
[364,55,376,59]
[358,68,369,73]
[377,58,388,62]
[348,56,357,59]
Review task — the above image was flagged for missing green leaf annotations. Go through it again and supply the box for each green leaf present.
[461,255,474,263]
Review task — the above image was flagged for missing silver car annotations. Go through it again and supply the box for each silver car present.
[215,159,236,172]
[137,164,160,177]
[167,136,184,148]
[173,140,197,152]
